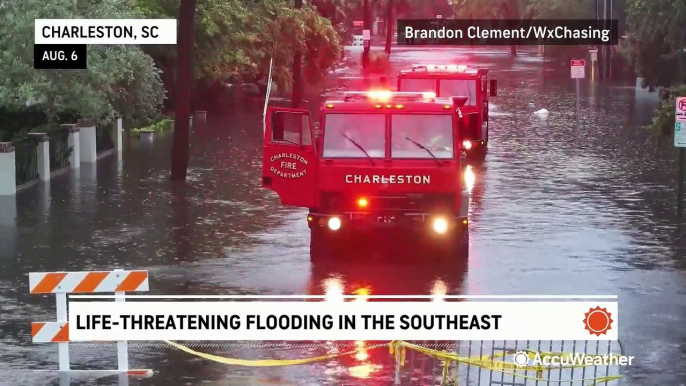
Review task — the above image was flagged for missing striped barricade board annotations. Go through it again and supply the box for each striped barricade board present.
[29,269,153,377]
[29,270,149,294]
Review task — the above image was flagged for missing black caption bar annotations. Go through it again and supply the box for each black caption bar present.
[397,19,619,46]
[34,44,87,69]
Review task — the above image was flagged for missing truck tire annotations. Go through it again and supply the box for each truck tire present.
[310,228,334,265]
[436,228,469,263]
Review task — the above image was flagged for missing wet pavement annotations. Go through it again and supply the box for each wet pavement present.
[1,46,686,385]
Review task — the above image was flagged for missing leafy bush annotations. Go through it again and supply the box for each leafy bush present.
[0,0,165,138]
[131,117,173,136]
[649,85,686,136]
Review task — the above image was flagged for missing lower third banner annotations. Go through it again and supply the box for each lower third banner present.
[68,300,618,341]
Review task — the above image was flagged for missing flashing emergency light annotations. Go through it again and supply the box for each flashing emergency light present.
[366,90,393,102]
[412,64,469,72]
[463,140,473,150]
[357,198,368,208]
[432,217,449,234]
[343,91,436,103]
[328,217,341,231]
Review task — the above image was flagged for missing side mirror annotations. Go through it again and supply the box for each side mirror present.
[490,79,498,97]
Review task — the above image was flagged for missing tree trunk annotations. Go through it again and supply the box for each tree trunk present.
[384,0,394,55]
[293,0,303,107]
[170,0,197,181]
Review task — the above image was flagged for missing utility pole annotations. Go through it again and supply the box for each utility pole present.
[609,0,613,80]
[362,0,371,69]
[292,0,303,107]
[170,0,197,181]
[602,0,607,81]
[384,0,394,55]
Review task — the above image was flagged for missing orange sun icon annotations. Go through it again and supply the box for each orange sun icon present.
[584,306,613,336]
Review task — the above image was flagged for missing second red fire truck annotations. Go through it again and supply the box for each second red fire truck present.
[397,64,497,161]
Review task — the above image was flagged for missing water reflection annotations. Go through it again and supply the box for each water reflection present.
[308,242,469,384]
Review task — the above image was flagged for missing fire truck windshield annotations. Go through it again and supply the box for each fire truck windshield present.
[391,115,453,159]
[322,114,385,158]
[321,113,454,159]
[439,79,477,105]
[398,78,436,93]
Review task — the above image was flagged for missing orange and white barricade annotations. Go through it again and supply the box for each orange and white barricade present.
[29,269,153,377]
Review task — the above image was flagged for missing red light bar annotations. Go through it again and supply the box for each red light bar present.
[412,64,468,72]
[343,91,436,102]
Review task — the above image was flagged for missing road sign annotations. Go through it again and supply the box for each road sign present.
[362,29,370,40]
[676,97,686,121]
[571,59,585,79]
[676,121,686,147]
[590,49,598,62]
[353,20,363,27]
[436,15,442,19]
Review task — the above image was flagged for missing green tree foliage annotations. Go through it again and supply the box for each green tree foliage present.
[136,0,343,92]
[622,0,686,89]
[0,0,165,129]
[649,85,686,136]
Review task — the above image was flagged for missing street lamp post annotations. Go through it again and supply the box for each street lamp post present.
[293,0,303,107]
[362,0,371,69]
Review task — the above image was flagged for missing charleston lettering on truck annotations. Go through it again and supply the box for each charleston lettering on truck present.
[345,175,431,184]
[270,153,309,164]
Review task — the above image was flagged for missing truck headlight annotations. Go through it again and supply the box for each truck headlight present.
[432,217,448,234]
[328,217,341,231]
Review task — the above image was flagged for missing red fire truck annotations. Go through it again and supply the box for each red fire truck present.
[397,64,497,161]
[262,91,472,262]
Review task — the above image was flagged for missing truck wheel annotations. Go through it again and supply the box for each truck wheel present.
[436,228,469,262]
[310,228,334,265]
[475,146,487,162]
[456,228,469,258]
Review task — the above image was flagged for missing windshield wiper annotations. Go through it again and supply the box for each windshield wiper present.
[405,136,441,166]
[341,133,375,165]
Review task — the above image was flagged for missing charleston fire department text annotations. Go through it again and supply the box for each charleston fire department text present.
[345,175,431,184]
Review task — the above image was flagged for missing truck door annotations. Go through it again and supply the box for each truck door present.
[459,112,479,141]
[262,107,318,208]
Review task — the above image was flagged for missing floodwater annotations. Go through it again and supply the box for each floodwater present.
[1,46,685,385]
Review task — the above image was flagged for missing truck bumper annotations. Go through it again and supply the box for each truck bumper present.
[463,139,486,156]
[307,212,468,235]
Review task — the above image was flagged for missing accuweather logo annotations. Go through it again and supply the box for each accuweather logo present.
[512,351,635,367]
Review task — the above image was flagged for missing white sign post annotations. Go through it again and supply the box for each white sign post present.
[362,29,371,40]
[571,60,585,79]
[571,59,585,101]
[676,97,686,217]
[676,97,686,121]
[675,121,686,148]
[589,49,598,62]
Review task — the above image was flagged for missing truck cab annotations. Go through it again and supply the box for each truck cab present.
[397,64,497,161]
[262,91,472,262]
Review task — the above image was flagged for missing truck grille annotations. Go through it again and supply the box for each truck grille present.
[321,193,454,213]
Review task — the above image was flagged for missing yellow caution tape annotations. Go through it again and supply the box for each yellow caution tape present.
[164,340,380,367]
[389,341,623,384]
[164,340,622,384]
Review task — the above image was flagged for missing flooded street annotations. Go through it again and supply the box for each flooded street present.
[1,46,686,385]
